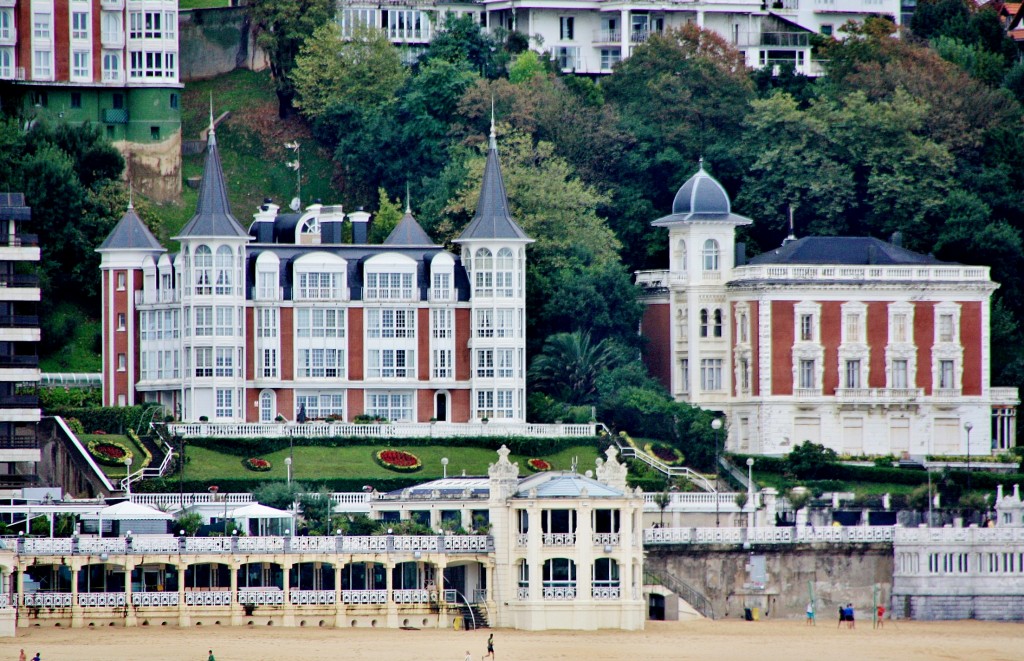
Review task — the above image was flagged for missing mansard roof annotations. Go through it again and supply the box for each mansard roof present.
[747,236,949,266]
[384,210,435,246]
[455,128,532,243]
[97,204,164,253]
[652,162,753,227]
[174,128,248,240]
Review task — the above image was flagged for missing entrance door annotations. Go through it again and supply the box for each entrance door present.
[443,565,466,598]
[435,392,448,422]
[649,593,666,620]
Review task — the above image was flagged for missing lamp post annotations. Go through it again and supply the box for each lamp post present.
[964,421,973,495]
[711,418,723,527]
[175,435,186,510]
[125,457,133,498]
[285,456,292,487]
[441,457,449,480]
[746,457,755,528]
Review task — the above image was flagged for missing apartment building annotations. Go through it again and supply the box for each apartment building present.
[98,120,532,424]
[637,164,1019,456]
[0,0,181,200]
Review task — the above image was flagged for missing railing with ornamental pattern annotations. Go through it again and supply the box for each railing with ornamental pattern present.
[393,535,440,552]
[23,593,72,608]
[79,538,129,554]
[185,537,232,553]
[342,589,387,605]
[732,264,990,283]
[23,538,73,554]
[78,593,127,607]
[542,533,576,546]
[184,590,231,606]
[167,422,597,439]
[517,587,529,600]
[542,585,576,600]
[288,536,337,553]
[591,585,621,600]
[443,535,492,552]
[593,533,620,546]
[236,537,285,553]
[237,589,284,606]
[0,594,8,608]
[289,590,336,605]
[515,533,528,547]
[894,526,1024,544]
[132,592,179,607]
[642,526,896,545]
[339,536,389,553]
[392,589,431,604]
[132,537,180,554]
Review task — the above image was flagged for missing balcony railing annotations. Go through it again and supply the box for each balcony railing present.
[593,532,620,547]
[0,435,37,449]
[0,355,38,368]
[592,584,621,600]
[0,315,38,328]
[592,29,621,43]
[0,27,15,45]
[541,584,576,600]
[290,590,336,605]
[733,264,990,283]
[0,394,38,408]
[542,532,576,546]
[131,592,179,607]
[79,592,127,607]
[101,31,125,48]
[0,234,39,247]
[23,593,72,608]
[237,589,284,606]
[0,274,39,288]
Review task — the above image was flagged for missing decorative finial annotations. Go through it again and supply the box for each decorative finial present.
[209,92,214,134]
[698,156,705,170]
[489,96,497,150]
[127,182,134,211]
[405,183,411,214]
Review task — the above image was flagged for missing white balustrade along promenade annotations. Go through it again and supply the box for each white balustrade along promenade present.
[642,491,748,511]
[9,534,494,556]
[894,526,1024,544]
[167,421,597,439]
[643,525,896,545]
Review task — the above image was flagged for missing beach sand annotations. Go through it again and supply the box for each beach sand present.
[2,619,1022,661]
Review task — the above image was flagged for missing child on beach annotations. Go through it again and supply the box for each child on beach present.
[484,633,494,660]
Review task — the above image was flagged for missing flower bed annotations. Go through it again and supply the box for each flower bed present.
[243,457,272,472]
[87,439,134,467]
[374,449,422,473]
[527,458,552,472]
[644,442,685,466]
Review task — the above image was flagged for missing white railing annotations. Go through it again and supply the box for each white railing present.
[132,493,255,507]
[895,526,1024,545]
[79,538,129,554]
[237,589,284,605]
[516,533,528,547]
[132,592,179,607]
[185,537,231,553]
[542,533,576,546]
[642,492,742,510]
[78,592,127,607]
[643,526,896,545]
[592,29,622,42]
[288,536,336,553]
[342,589,387,605]
[392,589,431,604]
[392,535,439,552]
[236,536,285,553]
[517,587,529,600]
[443,535,491,552]
[733,264,990,283]
[593,533,620,547]
[592,585,620,600]
[542,585,576,600]
[132,537,180,554]
[290,589,336,605]
[184,590,231,606]
[23,538,73,554]
[167,421,597,439]
[0,594,8,608]
[339,536,389,553]
[23,593,72,608]
[635,269,688,289]
[835,387,924,403]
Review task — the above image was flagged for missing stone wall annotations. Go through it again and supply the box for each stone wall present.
[896,595,1024,621]
[179,7,268,82]
[647,544,894,621]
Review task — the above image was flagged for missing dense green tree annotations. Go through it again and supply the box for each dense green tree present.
[422,13,504,77]
[528,332,622,405]
[368,188,402,243]
[249,0,334,117]
[292,24,407,120]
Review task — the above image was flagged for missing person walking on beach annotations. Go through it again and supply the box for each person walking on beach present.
[208,650,215,661]
[846,604,855,629]
[484,633,495,660]
[876,604,885,629]
[31,653,39,661]
[464,651,473,661]
[805,602,815,625]
[18,649,25,661]
[837,604,845,628]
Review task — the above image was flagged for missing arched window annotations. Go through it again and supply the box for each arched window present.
[194,245,212,295]
[259,390,276,423]
[496,247,514,297]
[215,246,233,295]
[700,309,709,338]
[674,239,687,271]
[475,248,493,296]
[702,239,720,271]
[713,309,723,337]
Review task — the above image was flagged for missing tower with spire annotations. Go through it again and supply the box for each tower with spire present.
[454,112,534,422]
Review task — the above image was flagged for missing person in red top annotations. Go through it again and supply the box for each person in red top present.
[876,604,886,629]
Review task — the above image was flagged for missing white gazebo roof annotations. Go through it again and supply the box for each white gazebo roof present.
[228,503,293,519]
[84,501,174,520]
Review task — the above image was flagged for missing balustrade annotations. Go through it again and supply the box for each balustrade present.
[339,536,388,553]
[443,535,490,552]
[79,538,129,554]
[593,533,620,546]
[516,587,529,600]
[289,590,336,605]
[132,537,180,554]
[236,536,285,553]
[23,593,72,608]
[391,589,431,604]
[393,535,440,552]
[542,533,576,546]
[185,538,231,553]
[342,589,387,605]
[78,593,127,607]
[131,592,179,607]
[542,585,576,600]
[516,533,528,547]
[592,585,621,600]
[237,589,284,606]
[23,538,72,555]
[288,536,336,553]
[184,590,231,606]
[0,594,7,608]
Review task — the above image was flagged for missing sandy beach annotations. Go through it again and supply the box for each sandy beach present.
[2,619,1022,661]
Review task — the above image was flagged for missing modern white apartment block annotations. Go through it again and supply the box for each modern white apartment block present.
[334,0,903,76]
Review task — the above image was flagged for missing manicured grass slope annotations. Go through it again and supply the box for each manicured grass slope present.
[79,434,151,479]
[184,444,602,483]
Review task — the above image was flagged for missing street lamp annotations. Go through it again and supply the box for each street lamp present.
[964,421,973,494]
[711,418,723,526]
[125,457,133,498]
[441,457,449,480]
[746,457,755,528]
[285,456,293,486]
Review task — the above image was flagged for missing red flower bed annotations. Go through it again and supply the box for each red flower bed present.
[374,449,422,473]
[86,439,134,467]
[527,458,552,472]
[644,442,685,466]
[244,457,272,472]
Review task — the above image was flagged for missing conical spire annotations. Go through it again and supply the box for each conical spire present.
[384,200,435,246]
[455,121,531,243]
[173,102,247,239]
[97,203,164,253]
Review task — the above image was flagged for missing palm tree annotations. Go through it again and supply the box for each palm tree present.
[528,331,619,405]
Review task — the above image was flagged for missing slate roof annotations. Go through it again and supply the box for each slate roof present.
[97,204,164,252]
[747,236,949,266]
[384,210,435,246]
[174,128,248,239]
[515,472,625,498]
[455,129,532,243]
[385,477,491,498]
[652,162,753,227]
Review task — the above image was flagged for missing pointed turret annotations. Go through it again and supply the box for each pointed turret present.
[173,117,248,240]
[384,203,435,246]
[454,118,532,244]
[97,202,165,254]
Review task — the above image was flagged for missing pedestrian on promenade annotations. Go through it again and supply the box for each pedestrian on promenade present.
[208,650,216,661]
[18,649,25,661]
[847,604,855,629]
[484,633,494,660]
[464,651,473,661]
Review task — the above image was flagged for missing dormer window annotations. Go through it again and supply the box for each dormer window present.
[702,239,719,271]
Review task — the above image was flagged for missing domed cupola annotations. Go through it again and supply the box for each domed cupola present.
[671,160,730,216]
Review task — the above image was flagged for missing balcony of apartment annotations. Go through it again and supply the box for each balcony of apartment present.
[0,433,40,463]
[0,354,39,383]
[101,30,125,49]
[592,29,622,45]
[835,387,924,409]
[100,0,125,10]
[635,269,687,290]
[0,233,40,262]
[0,26,15,46]
[932,387,962,409]
[734,31,810,48]
[102,70,125,84]
[0,273,41,303]
[0,66,26,82]
[765,0,800,10]
[991,386,1020,406]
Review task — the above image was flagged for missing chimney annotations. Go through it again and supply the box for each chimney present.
[251,198,278,243]
[349,209,372,244]
[319,205,345,244]
[890,231,903,248]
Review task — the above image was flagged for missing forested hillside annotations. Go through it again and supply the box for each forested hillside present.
[2,0,1024,459]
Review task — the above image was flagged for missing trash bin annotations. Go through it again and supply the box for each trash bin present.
[453,615,464,630]
[752,607,761,621]
[744,608,753,621]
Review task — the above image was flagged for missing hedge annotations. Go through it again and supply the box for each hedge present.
[181,435,606,458]
[51,405,162,435]
[136,476,426,494]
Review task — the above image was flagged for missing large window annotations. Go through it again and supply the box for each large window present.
[600,48,621,70]
[476,349,494,378]
[702,239,720,271]
[33,12,51,39]
[194,306,213,336]
[474,248,493,296]
[799,359,816,389]
[296,393,345,420]
[298,348,344,378]
[261,348,277,379]
[365,272,413,300]
[700,359,723,391]
[297,308,345,338]
[215,347,234,377]
[194,245,212,295]
[938,314,954,343]
[845,359,861,389]
[194,348,213,377]
[258,270,278,300]
[432,349,452,379]
[72,51,90,79]
[33,50,52,79]
[432,309,452,339]
[366,392,413,421]
[102,51,121,82]
[431,272,452,300]
[297,272,342,300]
[496,308,517,338]
[129,50,175,79]
[844,313,863,343]
[215,306,235,337]
[366,309,414,338]
[496,248,514,297]
[214,246,233,295]
[215,389,233,418]
[892,313,909,343]
[257,308,277,338]
[497,349,515,378]
[367,349,415,378]
[555,46,580,70]
[799,314,813,342]
[475,309,494,338]
[713,309,723,338]
[939,360,955,389]
[72,12,89,40]
[892,360,908,389]
[559,16,575,40]
[477,390,514,419]
[542,558,577,599]
[700,309,709,338]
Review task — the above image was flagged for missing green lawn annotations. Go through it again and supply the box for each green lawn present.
[180,0,231,8]
[80,434,152,479]
[183,444,602,483]
[752,470,921,497]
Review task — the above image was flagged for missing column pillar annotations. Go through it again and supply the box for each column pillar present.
[70,561,83,628]
[177,563,190,627]
[124,560,138,626]
[619,9,629,60]
[385,560,398,628]
[433,558,448,628]
[229,562,242,626]
[576,505,593,605]
[282,560,295,627]
[14,563,26,628]
[333,562,345,628]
